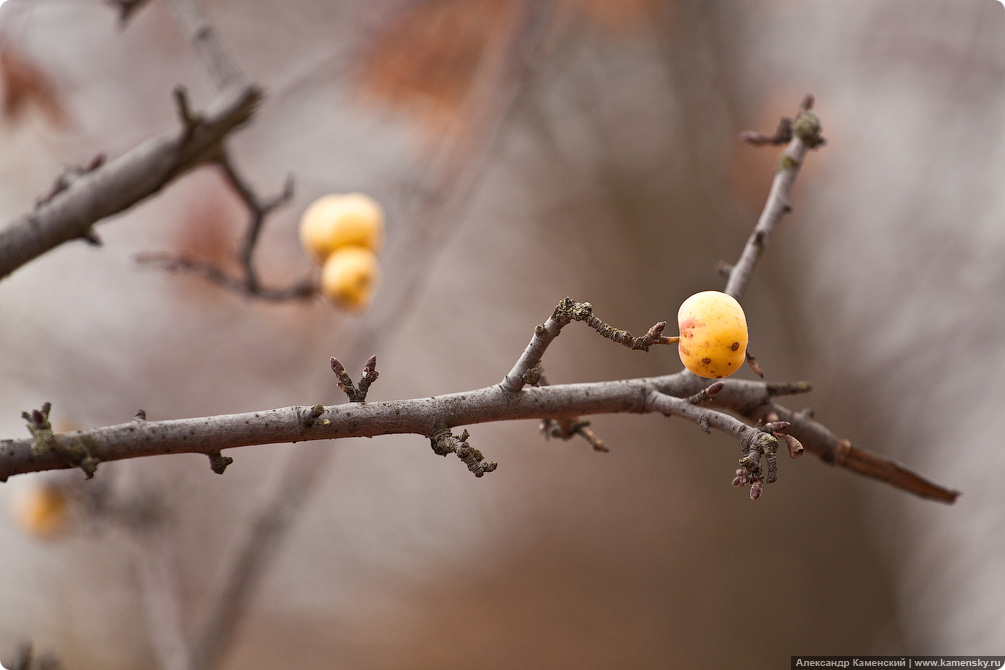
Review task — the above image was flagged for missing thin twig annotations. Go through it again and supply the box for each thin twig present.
[131,531,191,670]
[738,116,793,146]
[109,0,154,25]
[501,297,675,393]
[135,154,303,301]
[188,450,327,670]
[651,375,959,503]
[217,154,295,292]
[135,0,299,300]
[167,0,245,90]
[759,402,954,502]
[500,301,582,393]
[0,85,261,282]
[537,371,611,452]
[540,417,610,453]
[135,252,317,301]
[724,94,824,301]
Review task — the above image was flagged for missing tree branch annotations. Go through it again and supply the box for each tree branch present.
[132,531,192,670]
[0,84,262,282]
[109,0,154,26]
[0,369,958,503]
[167,0,246,91]
[501,297,675,393]
[649,375,958,503]
[724,94,825,300]
[187,448,326,670]
[0,380,666,480]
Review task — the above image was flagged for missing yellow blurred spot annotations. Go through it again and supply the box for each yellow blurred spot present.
[299,193,385,261]
[14,484,69,539]
[320,246,381,313]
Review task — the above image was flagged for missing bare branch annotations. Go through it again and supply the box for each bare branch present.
[501,297,675,393]
[133,155,306,302]
[579,310,674,351]
[0,85,262,282]
[702,96,957,500]
[724,94,825,300]
[132,0,305,301]
[131,531,192,670]
[167,0,246,91]
[764,381,813,396]
[188,449,328,670]
[0,376,738,480]
[745,350,765,378]
[109,0,153,26]
[573,424,608,453]
[21,402,98,479]
[649,387,780,500]
[659,375,959,503]
[500,300,582,393]
[217,155,295,292]
[738,116,793,146]
[541,417,610,453]
[764,402,958,503]
[134,252,317,301]
[0,372,957,503]
[685,381,725,404]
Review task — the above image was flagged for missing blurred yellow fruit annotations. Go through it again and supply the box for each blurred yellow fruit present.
[299,193,385,260]
[677,291,748,379]
[320,246,380,312]
[14,484,69,539]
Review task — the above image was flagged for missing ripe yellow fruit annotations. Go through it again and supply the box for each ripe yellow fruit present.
[299,193,385,260]
[320,246,380,312]
[14,484,69,539]
[677,291,748,379]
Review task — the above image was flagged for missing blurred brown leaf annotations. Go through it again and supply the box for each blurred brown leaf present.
[1,46,67,126]
[357,0,518,134]
[562,0,667,33]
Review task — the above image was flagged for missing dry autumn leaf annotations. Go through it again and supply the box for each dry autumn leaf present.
[562,0,666,33]
[0,45,67,126]
[357,0,518,134]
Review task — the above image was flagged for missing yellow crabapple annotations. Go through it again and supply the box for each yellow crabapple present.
[299,193,385,260]
[320,246,380,312]
[677,290,748,379]
[14,484,69,539]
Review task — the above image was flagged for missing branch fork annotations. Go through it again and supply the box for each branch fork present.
[330,355,379,402]
[501,297,676,393]
[21,402,99,480]
[0,96,958,509]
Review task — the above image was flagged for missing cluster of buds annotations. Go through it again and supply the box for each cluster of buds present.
[731,417,803,501]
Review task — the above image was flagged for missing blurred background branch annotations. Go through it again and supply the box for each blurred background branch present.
[0,1,999,668]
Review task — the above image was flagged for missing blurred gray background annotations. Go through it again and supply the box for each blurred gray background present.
[0,0,1002,667]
